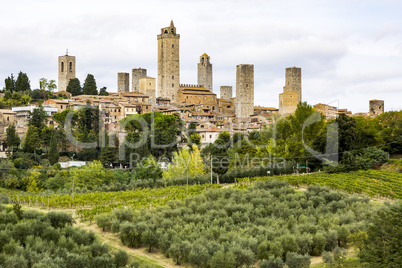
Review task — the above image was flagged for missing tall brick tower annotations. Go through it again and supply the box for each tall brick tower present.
[157,20,180,104]
[132,68,147,92]
[235,64,254,118]
[283,66,302,103]
[58,50,76,92]
[197,53,212,92]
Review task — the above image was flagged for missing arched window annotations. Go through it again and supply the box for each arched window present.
[202,58,204,64]
[172,44,174,48]
[61,62,64,72]
[171,28,174,33]
[164,30,168,34]
[69,62,72,72]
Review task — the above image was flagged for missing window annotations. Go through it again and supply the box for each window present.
[186,96,188,99]
[7,117,9,121]
[172,95,174,100]
[246,84,248,87]
[172,44,174,48]
[202,58,204,64]
[172,84,174,87]
[61,62,64,72]
[61,105,63,109]
[172,76,174,79]
[69,62,72,72]
[210,135,212,139]
[201,125,204,128]
[142,98,145,102]
[171,28,174,33]
[204,96,206,100]
[202,135,204,138]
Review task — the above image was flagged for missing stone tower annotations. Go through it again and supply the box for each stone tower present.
[197,53,213,91]
[157,20,180,104]
[235,64,254,118]
[117,73,130,93]
[369,99,384,116]
[139,77,156,105]
[132,68,147,92]
[220,86,232,101]
[58,51,76,92]
[283,66,302,103]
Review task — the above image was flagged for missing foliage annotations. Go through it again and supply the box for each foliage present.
[163,145,205,180]
[99,86,108,96]
[82,74,98,95]
[0,209,128,267]
[70,161,114,190]
[89,180,375,267]
[6,123,20,151]
[66,78,82,96]
[48,132,59,165]
[28,104,48,130]
[15,71,31,92]
[4,74,15,93]
[23,125,40,153]
[359,202,402,267]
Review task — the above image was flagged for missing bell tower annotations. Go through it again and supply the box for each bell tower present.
[197,53,213,92]
[58,50,76,92]
[157,20,180,104]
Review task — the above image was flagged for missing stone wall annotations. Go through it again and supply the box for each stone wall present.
[132,68,147,92]
[220,86,232,101]
[279,91,298,116]
[197,54,213,91]
[58,55,76,92]
[235,64,254,118]
[157,21,180,104]
[139,77,156,105]
[369,99,384,116]
[117,73,130,93]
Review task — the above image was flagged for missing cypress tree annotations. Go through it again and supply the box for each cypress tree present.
[66,78,82,96]
[48,132,59,165]
[5,74,15,93]
[82,74,97,95]
[6,123,20,152]
[15,71,31,92]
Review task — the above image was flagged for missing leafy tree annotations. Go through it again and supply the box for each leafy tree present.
[114,249,128,267]
[28,105,48,130]
[82,74,97,95]
[24,125,40,153]
[374,111,402,154]
[99,130,118,166]
[39,78,57,100]
[99,86,108,96]
[209,250,236,268]
[188,133,201,148]
[132,154,162,181]
[6,123,20,152]
[163,145,205,180]
[66,78,82,96]
[206,131,231,184]
[285,252,310,268]
[5,74,15,93]
[15,71,31,92]
[359,202,402,267]
[48,132,59,165]
[188,243,210,267]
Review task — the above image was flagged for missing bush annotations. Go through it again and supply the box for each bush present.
[285,252,310,268]
[260,256,285,268]
[45,212,74,228]
[114,249,129,267]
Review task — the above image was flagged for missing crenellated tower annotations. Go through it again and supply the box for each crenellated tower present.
[157,20,180,104]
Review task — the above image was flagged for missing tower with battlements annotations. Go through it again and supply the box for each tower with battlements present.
[235,64,254,118]
[157,20,180,104]
[198,53,212,92]
[58,51,76,92]
[132,68,147,92]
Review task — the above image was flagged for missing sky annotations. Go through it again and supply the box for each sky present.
[1,0,401,113]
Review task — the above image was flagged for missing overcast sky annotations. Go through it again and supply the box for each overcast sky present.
[1,0,401,112]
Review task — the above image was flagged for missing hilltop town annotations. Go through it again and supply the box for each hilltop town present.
[0,21,385,151]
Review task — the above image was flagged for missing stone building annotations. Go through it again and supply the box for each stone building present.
[235,64,254,118]
[220,86,232,101]
[279,67,302,116]
[369,99,384,116]
[58,51,76,92]
[178,85,217,109]
[157,20,180,104]
[283,67,302,103]
[132,68,147,92]
[117,73,130,93]
[197,53,212,91]
[139,77,156,105]
[314,103,338,119]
